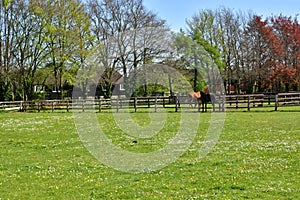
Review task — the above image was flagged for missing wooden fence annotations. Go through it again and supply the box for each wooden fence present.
[1,92,300,112]
[0,96,179,113]
[275,93,300,111]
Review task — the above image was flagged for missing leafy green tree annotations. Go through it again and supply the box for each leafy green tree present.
[187,8,250,94]
[67,2,94,99]
[33,0,93,99]
[0,0,13,100]
[8,0,51,100]
[172,29,224,92]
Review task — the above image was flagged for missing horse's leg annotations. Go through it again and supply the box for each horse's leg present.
[199,97,204,112]
[194,98,198,108]
[197,98,201,112]
[188,96,193,107]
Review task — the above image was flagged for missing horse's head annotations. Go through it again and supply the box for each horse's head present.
[204,86,210,94]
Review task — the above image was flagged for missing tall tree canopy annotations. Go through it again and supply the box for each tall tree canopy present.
[0,2,299,101]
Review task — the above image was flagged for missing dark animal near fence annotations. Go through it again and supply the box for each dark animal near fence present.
[188,87,216,112]
[200,87,216,112]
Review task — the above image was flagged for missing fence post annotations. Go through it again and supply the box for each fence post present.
[66,101,69,112]
[119,98,122,109]
[116,98,119,112]
[134,98,137,112]
[52,101,54,112]
[23,102,25,111]
[38,102,41,112]
[154,97,157,112]
[175,97,178,112]
[82,100,85,112]
[247,95,251,111]
[99,99,102,112]
[212,96,215,112]
[222,96,225,112]
[275,94,278,111]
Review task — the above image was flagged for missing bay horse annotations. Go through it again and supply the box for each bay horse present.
[188,86,215,112]
[200,86,216,112]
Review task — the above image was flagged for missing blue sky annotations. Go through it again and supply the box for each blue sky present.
[143,0,300,31]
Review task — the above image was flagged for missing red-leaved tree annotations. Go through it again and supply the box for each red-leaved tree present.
[248,15,300,92]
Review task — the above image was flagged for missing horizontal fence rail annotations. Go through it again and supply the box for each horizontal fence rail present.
[1,92,300,112]
[275,93,300,111]
[221,93,300,111]
[225,94,267,111]
[0,97,179,113]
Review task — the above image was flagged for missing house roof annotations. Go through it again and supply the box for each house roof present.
[100,69,123,85]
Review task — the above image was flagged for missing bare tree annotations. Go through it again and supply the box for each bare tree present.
[87,0,170,97]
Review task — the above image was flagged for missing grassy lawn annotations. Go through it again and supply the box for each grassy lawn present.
[0,109,299,199]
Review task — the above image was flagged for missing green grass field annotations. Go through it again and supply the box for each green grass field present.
[0,109,299,199]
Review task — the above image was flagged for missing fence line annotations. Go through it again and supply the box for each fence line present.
[219,93,300,111]
[1,92,300,112]
[0,97,179,112]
